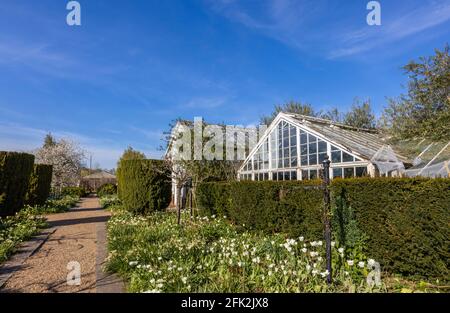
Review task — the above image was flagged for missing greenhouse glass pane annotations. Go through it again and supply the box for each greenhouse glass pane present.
[301,155,308,166]
[309,170,317,180]
[309,154,317,165]
[308,134,317,143]
[355,167,367,177]
[331,151,341,163]
[309,142,317,154]
[318,153,327,163]
[343,152,354,162]
[333,168,342,178]
[344,167,354,178]
[291,171,297,180]
[318,140,327,153]
[300,131,307,145]
[301,170,308,180]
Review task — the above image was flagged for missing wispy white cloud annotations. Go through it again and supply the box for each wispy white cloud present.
[129,126,165,141]
[330,1,450,58]
[0,122,162,169]
[207,0,450,59]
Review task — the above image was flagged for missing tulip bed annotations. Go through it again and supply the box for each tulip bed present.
[105,210,396,293]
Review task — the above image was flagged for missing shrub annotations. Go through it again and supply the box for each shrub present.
[196,180,323,238]
[331,177,450,281]
[26,164,53,206]
[97,183,117,197]
[0,152,35,217]
[117,159,171,215]
[61,186,87,198]
[197,177,450,281]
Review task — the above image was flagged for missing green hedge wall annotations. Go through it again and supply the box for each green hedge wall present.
[97,183,117,197]
[61,186,87,198]
[117,159,171,214]
[0,152,35,217]
[197,178,450,281]
[332,177,450,280]
[196,180,323,238]
[26,164,53,206]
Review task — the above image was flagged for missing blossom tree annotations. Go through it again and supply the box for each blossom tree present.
[34,134,86,191]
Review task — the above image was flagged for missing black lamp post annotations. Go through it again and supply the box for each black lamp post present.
[322,155,332,284]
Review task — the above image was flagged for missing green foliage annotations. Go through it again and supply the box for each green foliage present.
[331,177,450,281]
[61,186,87,197]
[0,152,35,217]
[198,178,450,281]
[97,183,117,197]
[30,195,79,214]
[43,133,57,148]
[0,206,47,262]
[106,210,383,293]
[260,100,316,125]
[100,194,121,210]
[117,159,171,215]
[382,45,450,140]
[26,164,53,206]
[116,147,146,199]
[343,98,376,129]
[196,180,324,238]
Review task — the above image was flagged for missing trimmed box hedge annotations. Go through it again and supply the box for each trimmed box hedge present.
[117,159,171,215]
[26,164,53,206]
[0,151,35,217]
[196,178,450,281]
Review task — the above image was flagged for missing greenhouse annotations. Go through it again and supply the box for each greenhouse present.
[238,112,411,181]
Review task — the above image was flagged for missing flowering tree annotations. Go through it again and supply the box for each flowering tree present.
[34,135,86,191]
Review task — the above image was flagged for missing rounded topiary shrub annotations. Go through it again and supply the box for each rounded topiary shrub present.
[97,183,117,197]
[0,151,35,217]
[26,164,53,206]
[117,159,171,215]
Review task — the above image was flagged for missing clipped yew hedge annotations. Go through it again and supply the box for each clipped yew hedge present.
[117,159,171,215]
[0,152,35,217]
[26,164,53,206]
[196,180,324,238]
[196,177,450,281]
[97,183,117,197]
[332,177,450,280]
[61,186,87,198]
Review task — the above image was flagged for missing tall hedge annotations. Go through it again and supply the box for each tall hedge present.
[26,164,53,206]
[117,159,171,215]
[196,178,450,281]
[0,152,35,217]
[197,180,324,238]
[332,177,450,280]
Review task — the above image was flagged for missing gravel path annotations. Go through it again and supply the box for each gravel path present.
[1,197,110,293]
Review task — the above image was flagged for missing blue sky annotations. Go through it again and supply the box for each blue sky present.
[0,0,449,168]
